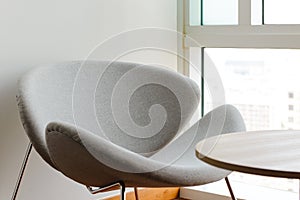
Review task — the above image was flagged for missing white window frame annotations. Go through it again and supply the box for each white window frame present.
[177,0,300,198]
[177,0,300,75]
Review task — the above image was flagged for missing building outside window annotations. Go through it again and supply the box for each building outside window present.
[179,0,300,199]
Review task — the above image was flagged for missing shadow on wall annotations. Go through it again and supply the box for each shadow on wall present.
[0,63,31,200]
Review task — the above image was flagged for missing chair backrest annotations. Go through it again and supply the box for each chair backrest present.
[17,61,200,166]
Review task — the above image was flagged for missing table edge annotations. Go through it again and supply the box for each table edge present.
[195,150,300,179]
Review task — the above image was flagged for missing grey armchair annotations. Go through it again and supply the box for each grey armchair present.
[16,61,245,200]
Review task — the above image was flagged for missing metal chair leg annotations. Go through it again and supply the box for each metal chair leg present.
[225,177,237,200]
[298,179,300,200]
[11,142,32,200]
[120,182,125,200]
[134,187,139,200]
[87,181,126,200]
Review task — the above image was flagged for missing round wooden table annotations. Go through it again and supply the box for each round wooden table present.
[195,130,300,199]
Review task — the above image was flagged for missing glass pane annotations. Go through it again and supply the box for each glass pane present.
[189,0,201,26]
[205,48,300,131]
[251,0,262,25]
[265,0,300,24]
[202,0,238,25]
[201,48,300,198]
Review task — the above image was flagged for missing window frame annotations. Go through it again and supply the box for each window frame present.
[177,0,300,74]
[177,0,300,198]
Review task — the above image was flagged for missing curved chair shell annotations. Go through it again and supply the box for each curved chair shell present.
[17,61,200,168]
[17,60,245,190]
[46,104,245,187]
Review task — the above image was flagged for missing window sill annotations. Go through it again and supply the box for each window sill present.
[180,178,298,200]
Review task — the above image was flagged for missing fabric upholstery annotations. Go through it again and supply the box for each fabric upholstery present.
[17,61,81,168]
[17,60,199,166]
[92,62,199,155]
[46,104,245,187]
[17,60,246,188]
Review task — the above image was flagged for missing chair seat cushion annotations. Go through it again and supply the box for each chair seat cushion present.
[46,104,244,187]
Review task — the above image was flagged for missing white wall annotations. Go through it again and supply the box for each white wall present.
[0,0,177,199]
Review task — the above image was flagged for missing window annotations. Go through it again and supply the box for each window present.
[264,0,300,24]
[179,0,300,199]
[202,0,238,25]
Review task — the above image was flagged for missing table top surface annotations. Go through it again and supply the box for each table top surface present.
[195,130,300,179]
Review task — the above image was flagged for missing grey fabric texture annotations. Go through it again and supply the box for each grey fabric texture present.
[17,60,245,188]
[17,61,82,168]
[46,104,245,187]
[17,60,199,167]
[93,62,199,155]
